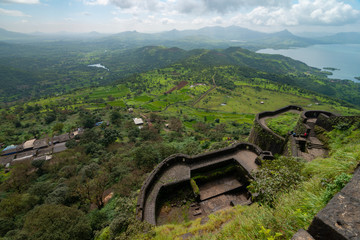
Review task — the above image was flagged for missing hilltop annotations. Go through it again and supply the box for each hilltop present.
[1,43,360,106]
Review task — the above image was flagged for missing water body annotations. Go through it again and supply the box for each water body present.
[257,44,360,82]
[88,63,109,71]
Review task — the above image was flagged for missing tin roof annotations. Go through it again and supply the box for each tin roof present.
[23,139,36,149]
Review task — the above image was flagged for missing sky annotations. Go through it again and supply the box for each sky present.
[0,0,360,34]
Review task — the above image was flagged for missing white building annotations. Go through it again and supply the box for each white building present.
[133,118,144,129]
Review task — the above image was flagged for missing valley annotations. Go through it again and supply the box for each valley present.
[0,29,360,240]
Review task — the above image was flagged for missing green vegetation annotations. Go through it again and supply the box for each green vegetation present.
[266,112,300,137]
[192,165,238,183]
[190,179,200,198]
[1,42,360,240]
[248,157,305,206]
[2,44,360,108]
[137,123,360,240]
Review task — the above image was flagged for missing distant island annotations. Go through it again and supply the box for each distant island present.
[323,67,340,71]
[355,76,360,81]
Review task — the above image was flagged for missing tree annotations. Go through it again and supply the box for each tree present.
[5,162,35,193]
[79,110,99,128]
[168,117,182,132]
[110,110,122,125]
[22,204,92,240]
[52,122,64,134]
[44,112,56,124]
[102,128,120,147]
[77,167,109,209]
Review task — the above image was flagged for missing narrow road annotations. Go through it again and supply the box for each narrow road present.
[192,74,217,107]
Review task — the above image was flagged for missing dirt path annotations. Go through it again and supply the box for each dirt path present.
[192,74,216,107]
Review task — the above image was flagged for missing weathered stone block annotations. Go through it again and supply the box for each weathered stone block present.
[340,168,360,202]
[291,229,314,240]
[308,192,360,240]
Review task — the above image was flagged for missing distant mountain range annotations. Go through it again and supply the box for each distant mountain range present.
[1,26,360,50]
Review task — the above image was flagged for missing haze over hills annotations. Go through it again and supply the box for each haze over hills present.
[1,26,360,50]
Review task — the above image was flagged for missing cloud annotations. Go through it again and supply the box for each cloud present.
[83,0,109,6]
[177,0,292,14]
[200,0,292,13]
[81,11,91,16]
[236,0,360,26]
[0,7,31,17]
[0,0,40,4]
[83,0,360,29]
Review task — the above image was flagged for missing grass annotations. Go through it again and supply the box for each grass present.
[266,112,300,137]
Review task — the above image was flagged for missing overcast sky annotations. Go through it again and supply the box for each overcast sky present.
[0,0,360,34]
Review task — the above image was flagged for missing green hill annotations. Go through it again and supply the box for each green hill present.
[2,42,360,107]
[1,42,360,240]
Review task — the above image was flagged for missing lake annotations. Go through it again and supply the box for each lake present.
[88,63,109,71]
[257,44,360,82]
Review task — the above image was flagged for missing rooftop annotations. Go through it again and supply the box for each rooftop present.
[133,118,144,125]
[23,139,36,149]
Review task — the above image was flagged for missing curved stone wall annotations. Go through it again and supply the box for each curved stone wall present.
[249,105,304,154]
[301,110,338,122]
[136,153,189,222]
[136,142,269,224]
[137,106,357,226]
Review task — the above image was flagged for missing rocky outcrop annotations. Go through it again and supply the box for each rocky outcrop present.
[307,167,360,240]
[291,229,315,240]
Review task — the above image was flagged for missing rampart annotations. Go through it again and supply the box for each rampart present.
[316,114,360,131]
[249,105,303,154]
[136,142,269,224]
[137,105,360,228]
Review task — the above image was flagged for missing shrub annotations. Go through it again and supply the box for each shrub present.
[190,179,200,198]
[22,204,92,240]
[65,139,77,148]
[322,172,352,203]
[248,157,305,206]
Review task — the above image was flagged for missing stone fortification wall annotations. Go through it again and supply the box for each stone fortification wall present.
[249,105,303,155]
[136,153,189,221]
[316,114,360,131]
[294,110,336,135]
[136,142,266,223]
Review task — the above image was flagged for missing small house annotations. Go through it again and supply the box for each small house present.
[33,138,49,149]
[133,118,144,129]
[23,139,36,150]
[52,134,70,145]
[70,128,83,139]
[1,145,18,156]
[12,150,36,163]
[53,142,67,153]
[37,146,53,156]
